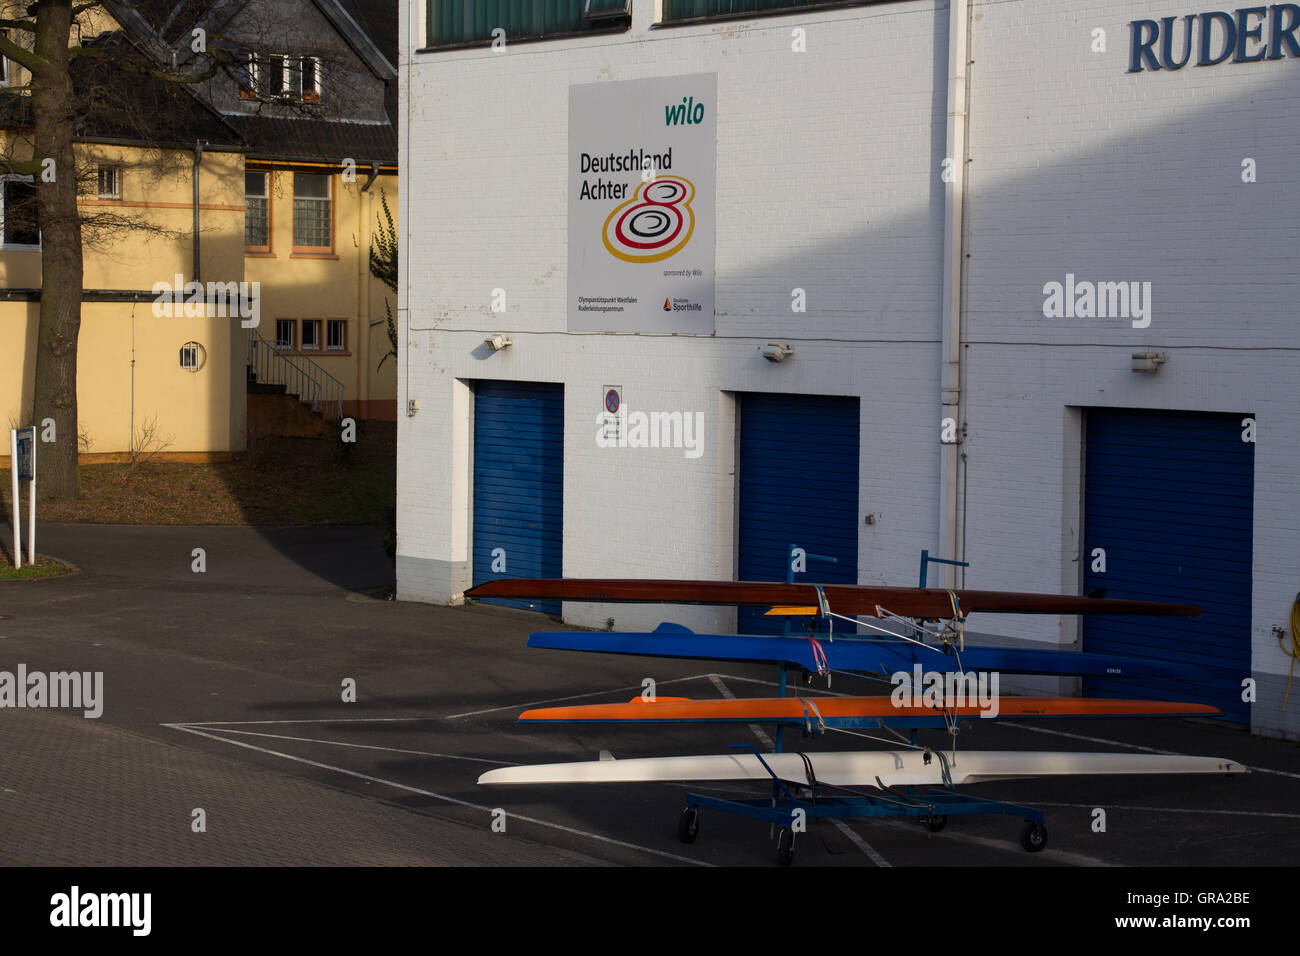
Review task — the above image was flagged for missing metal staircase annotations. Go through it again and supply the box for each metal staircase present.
[247,331,345,422]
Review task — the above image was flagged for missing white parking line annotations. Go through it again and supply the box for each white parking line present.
[1032,801,1300,820]
[187,726,516,765]
[164,722,711,866]
[442,674,721,719]
[1002,721,1300,780]
[176,717,434,726]
[829,819,892,867]
[708,675,774,749]
[875,818,1111,867]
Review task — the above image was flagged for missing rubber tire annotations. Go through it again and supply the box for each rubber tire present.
[1020,822,1047,853]
[677,807,700,844]
[776,827,795,866]
[922,814,948,833]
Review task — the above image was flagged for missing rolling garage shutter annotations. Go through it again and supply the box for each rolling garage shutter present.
[472,381,564,614]
[738,393,860,635]
[1083,408,1253,721]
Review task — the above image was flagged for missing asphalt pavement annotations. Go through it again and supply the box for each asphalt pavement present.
[0,522,1296,867]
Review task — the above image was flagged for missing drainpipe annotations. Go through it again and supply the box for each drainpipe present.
[192,141,205,283]
[939,0,970,588]
[361,161,380,193]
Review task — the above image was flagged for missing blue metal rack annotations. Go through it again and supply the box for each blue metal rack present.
[674,549,1048,866]
[677,744,1047,865]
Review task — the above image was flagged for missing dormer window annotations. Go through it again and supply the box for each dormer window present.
[238,53,321,103]
[298,57,321,103]
[237,54,257,98]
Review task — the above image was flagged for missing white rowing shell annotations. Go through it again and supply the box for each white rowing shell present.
[479,751,1244,788]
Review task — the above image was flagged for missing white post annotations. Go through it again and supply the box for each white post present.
[9,429,19,569]
[27,426,35,565]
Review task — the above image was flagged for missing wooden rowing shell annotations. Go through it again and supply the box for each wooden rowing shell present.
[466,578,1200,619]
[517,695,1223,727]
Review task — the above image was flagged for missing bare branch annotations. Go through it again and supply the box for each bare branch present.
[0,30,44,72]
[69,42,220,86]
[0,159,47,175]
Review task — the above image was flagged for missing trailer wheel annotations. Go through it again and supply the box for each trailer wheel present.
[1020,822,1047,853]
[677,807,700,844]
[776,827,795,866]
[922,814,948,833]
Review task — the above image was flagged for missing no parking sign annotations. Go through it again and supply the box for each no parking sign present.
[600,386,623,445]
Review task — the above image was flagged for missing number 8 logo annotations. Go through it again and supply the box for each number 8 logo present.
[602,176,695,264]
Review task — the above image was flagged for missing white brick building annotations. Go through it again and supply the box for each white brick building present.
[396,0,1300,739]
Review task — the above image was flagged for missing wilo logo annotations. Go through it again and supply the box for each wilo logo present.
[665,95,705,125]
[151,274,259,328]
[50,886,151,936]
[890,665,1000,717]
[596,405,705,459]
[0,664,102,718]
[1042,274,1152,329]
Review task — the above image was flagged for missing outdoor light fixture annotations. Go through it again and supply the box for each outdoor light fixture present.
[763,343,793,363]
[485,334,512,351]
[1131,352,1168,373]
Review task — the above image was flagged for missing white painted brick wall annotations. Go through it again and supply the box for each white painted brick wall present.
[396,0,949,630]
[966,0,1300,737]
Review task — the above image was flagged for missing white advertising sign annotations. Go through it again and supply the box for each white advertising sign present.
[569,73,716,334]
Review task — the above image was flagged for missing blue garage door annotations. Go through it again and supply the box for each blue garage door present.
[738,393,860,635]
[473,381,564,614]
[1083,408,1253,721]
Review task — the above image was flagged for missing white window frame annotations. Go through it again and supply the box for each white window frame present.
[97,164,122,200]
[0,173,40,250]
[292,173,332,250]
[300,318,321,351]
[245,170,271,250]
[274,319,295,350]
[241,52,321,102]
[180,342,205,372]
[326,319,346,351]
[299,56,321,102]
[238,53,259,98]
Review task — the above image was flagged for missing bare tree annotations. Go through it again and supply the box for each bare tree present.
[0,0,365,500]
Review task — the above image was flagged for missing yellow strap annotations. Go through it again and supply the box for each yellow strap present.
[763,605,819,616]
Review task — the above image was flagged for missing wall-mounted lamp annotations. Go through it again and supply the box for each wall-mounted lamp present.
[763,343,794,363]
[485,334,513,352]
[1131,352,1168,373]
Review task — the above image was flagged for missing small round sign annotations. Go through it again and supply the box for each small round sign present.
[604,389,620,414]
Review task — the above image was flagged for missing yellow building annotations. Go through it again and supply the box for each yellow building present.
[244,162,399,424]
[0,0,398,461]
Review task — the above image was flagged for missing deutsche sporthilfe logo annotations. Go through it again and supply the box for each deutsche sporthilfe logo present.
[602,175,696,263]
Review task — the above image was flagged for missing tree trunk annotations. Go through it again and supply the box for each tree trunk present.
[30,0,82,501]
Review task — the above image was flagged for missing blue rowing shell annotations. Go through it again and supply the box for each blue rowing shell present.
[526,624,1215,681]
